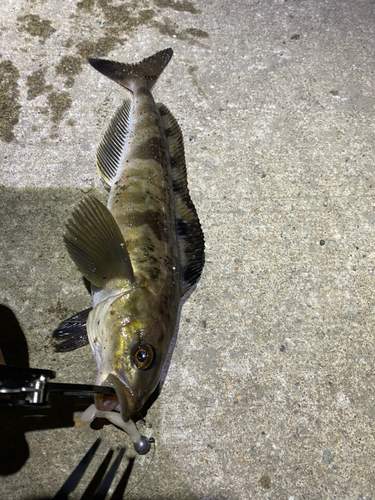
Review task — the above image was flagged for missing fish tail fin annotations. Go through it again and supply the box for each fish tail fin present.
[89,48,173,92]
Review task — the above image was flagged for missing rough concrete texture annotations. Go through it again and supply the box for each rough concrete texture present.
[1,0,375,498]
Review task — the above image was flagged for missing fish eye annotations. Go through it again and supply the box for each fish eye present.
[133,345,155,370]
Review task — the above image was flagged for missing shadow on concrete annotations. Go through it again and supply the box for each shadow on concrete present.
[0,304,29,367]
[25,453,136,499]
[0,304,93,476]
[0,304,30,475]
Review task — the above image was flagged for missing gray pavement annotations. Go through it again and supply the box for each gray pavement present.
[1,0,375,498]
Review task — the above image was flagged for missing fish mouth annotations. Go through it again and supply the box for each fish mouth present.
[94,373,133,423]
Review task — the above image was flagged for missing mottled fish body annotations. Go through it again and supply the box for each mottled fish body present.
[53,49,204,449]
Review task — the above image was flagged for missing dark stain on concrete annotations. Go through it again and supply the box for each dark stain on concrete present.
[76,36,122,59]
[26,65,73,130]
[153,0,200,14]
[47,91,72,123]
[155,18,180,38]
[64,77,75,89]
[99,3,156,34]
[17,0,207,133]
[259,474,271,489]
[74,0,157,36]
[184,27,209,38]
[55,56,83,89]
[27,68,52,100]
[188,64,198,75]
[63,38,75,48]
[72,0,207,56]
[186,64,207,98]
[153,18,209,46]
[56,56,82,76]
[135,9,156,26]
[17,14,56,43]
[0,60,21,143]
[47,300,77,320]
[76,0,95,10]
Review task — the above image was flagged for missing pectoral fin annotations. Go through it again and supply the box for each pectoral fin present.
[64,196,134,287]
[52,308,91,352]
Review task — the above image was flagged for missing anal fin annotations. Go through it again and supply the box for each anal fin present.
[158,103,205,296]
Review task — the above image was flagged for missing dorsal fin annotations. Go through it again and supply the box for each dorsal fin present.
[97,97,132,185]
[158,103,205,295]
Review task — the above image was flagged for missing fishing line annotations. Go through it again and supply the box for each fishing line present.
[124,437,156,496]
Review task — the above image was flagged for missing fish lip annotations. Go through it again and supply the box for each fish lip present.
[100,373,132,422]
[93,392,119,413]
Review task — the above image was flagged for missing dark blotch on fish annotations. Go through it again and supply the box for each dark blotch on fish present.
[127,210,164,240]
[134,136,165,161]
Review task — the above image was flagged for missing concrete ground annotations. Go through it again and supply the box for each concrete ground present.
[1,0,375,498]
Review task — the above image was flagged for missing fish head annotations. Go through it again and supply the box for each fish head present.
[88,286,173,422]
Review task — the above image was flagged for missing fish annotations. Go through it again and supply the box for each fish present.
[53,48,205,453]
